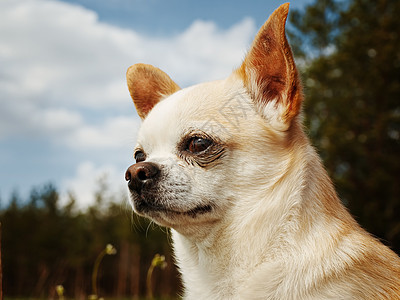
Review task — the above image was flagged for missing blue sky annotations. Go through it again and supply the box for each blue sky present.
[0,0,313,209]
[62,0,309,34]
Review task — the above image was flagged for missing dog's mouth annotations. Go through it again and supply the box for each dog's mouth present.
[134,197,213,218]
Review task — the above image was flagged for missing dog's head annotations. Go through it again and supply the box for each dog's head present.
[125,4,303,235]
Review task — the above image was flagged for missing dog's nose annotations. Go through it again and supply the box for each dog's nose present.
[125,162,160,194]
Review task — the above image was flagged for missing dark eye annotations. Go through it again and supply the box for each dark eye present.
[134,150,146,163]
[187,137,212,153]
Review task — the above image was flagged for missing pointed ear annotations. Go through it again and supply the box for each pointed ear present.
[126,63,180,120]
[236,3,302,131]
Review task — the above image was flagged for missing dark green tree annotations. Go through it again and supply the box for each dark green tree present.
[289,0,400,253]
[0,182,178,298]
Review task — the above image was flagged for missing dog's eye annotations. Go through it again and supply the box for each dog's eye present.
[134,150,146,163]
[187,137,212,154]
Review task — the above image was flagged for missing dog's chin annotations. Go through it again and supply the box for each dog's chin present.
[131,195,216,228]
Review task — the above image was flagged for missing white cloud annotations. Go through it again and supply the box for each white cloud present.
[0,0,256,142]
[0,100,83,138]
[61,161,129,210]
[169,18,256,82]
[0,0,255,104]
[0,0,135,108]
[64,116,140,150]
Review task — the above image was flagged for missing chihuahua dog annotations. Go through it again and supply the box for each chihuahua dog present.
[125,3,400,299]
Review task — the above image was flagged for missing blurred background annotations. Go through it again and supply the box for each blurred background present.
[0,0,399,298]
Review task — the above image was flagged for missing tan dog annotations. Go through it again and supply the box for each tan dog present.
[125,3,400,299]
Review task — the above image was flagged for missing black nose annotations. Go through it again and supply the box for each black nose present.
[125,162,160,194]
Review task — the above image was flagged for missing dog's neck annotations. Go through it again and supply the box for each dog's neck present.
[172,128,357,299]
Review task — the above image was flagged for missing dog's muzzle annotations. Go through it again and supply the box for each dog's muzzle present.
[125,162,160,195]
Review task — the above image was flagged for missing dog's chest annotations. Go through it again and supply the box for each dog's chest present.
[172,231,244,299]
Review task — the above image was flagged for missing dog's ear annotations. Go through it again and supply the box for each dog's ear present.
[237,3,302,131]
[126,63,180,120]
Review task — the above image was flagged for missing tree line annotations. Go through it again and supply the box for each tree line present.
[289,0,400,253]
[0,183,180,298]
